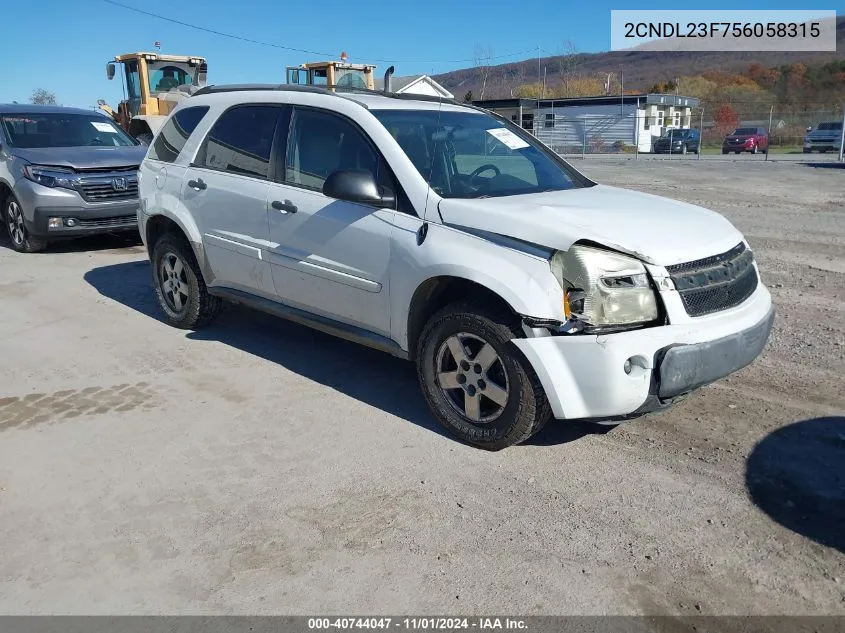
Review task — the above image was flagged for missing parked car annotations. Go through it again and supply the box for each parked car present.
[803,121,843,153]
[138,86,774,449]
[0,104,146,253]
[722,127,768,154]
[653,128,700,154]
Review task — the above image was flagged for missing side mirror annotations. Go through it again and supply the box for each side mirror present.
[322,170,395,208]
[107,62,116,80]
[806,126,813,132]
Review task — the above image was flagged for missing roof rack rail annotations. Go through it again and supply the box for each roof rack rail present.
[192,83,334,96]
[192,83,372,108]
[191,83,479,112]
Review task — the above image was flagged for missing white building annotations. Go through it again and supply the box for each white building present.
[374,75,454,99]
[473,93,700,153]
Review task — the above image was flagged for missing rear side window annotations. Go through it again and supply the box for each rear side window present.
[148,106,209,163]
[195,105,281,179]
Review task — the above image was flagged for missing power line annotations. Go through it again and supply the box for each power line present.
[100,0,539,65]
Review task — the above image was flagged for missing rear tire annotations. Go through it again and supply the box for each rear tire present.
[416,302,552,450]
[4,195,47,253]
[151,232,221,329]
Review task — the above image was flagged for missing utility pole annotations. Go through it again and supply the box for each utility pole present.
[766,105,773,162]
[620,68,624,116]
[635,97,640,160]
[538,45,541,85]
[839,104,845,163]
[698,107,704,161]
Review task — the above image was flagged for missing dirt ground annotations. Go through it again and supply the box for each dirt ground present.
[0,159,843,615]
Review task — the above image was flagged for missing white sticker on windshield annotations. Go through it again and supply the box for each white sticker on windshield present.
[91,121,117,133]
[486,127,529,150]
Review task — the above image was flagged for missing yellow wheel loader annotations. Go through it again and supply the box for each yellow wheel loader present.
[285,52,378,91]
[98,52,208,145]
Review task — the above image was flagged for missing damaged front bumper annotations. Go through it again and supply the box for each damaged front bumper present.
[512,285,774,421]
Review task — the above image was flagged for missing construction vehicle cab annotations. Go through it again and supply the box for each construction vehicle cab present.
[100,52,208,144]
[286,54,376,91]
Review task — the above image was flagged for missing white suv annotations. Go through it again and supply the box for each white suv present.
[138,85,774,449]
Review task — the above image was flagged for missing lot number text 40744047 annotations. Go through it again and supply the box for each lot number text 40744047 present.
[307,618,528,630]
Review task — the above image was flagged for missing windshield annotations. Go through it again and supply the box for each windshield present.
[662,129,695,138]
[817,122,842,131]
[148,60,195,94]
[0,113,137,148]
[372,109,586,199]
[731,127,758,136]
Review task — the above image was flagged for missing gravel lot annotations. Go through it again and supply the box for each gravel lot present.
[0,159,843,615]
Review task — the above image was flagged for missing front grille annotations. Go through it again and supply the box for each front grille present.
[76,171,139,202]
[79,181,138,201]
[76,214,137,228]
[666,242,758,317]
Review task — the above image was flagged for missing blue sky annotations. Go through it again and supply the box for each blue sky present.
[0,0,836,108]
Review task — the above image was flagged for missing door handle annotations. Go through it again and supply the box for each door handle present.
[272,200,298,214]
[188,178,207,191]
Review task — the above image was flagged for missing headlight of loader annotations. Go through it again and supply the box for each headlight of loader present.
[550,245,659,328]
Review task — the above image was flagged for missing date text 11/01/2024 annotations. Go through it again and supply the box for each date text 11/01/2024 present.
[623,22,822,39]
[307,618,528,630]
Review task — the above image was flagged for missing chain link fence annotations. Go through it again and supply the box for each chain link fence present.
[518,102,845,160]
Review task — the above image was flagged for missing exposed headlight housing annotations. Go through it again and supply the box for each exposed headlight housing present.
[22,165,78,190]
[551,245,659,328]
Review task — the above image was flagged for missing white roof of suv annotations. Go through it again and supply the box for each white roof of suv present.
[188,84,478,114]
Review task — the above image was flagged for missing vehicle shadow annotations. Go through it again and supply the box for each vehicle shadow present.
[0,229,142,253]
[745,416,845,553]
[85,261,610,448]
[800,161,845,169]
[84,260,446,439]
[527,419,614,446]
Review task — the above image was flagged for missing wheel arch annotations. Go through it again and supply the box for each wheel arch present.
[144,214,207,275]
[0,179,12,209]
[406,275,527,361]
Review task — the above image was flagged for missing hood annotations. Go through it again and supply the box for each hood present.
[436,184,745,267]
[9,146,146,170]
[725,135,755,141]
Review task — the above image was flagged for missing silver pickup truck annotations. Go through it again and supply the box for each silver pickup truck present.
[803,121,843,153]
[0,104,146,253]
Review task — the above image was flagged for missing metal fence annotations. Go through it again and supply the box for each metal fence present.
[521,103,845,160]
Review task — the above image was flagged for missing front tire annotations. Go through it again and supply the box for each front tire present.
[151,232,221,329]
[4,195,46,253]
[416,303,552,450]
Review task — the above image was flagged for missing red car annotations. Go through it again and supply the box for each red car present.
[722,127,769,154]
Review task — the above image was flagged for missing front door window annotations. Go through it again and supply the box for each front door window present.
[124,60,141,117]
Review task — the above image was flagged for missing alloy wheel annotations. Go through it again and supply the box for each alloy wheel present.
[435,332,510,423]
[7,201,25,246]
[158,251,189,313]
